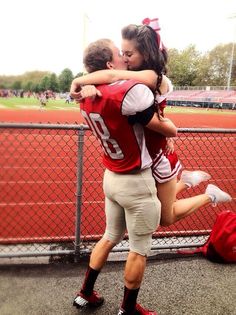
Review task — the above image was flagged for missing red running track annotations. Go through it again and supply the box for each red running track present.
[0,109,235,243]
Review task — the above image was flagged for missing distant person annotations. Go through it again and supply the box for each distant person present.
[65,94,72,104]
[39,92,47,110]
[217,102,223,111]
[45,91,49,100]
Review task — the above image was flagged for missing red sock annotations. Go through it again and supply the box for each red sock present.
[121,286,140,314]
[80,266,100,297]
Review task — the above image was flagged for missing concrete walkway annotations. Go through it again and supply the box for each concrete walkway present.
[0,255,235,315]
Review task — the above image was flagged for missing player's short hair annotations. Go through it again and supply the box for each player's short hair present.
[83,39,113,73]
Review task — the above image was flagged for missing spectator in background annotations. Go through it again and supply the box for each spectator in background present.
[65,93,72,104]
[39,92,47,110]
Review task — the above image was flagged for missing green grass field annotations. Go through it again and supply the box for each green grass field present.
[0,97,235,115]
[0,97,80,111]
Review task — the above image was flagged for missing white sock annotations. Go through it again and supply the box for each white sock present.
[207,194,215,203]
[183,181,192,188]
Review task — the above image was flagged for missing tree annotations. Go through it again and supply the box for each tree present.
[168,45,201,86]
[58,68,74,92]
[0,45,234,90]
[11,81,22,90]
[48,73,59,92]
[203,44,232,86]
[22,81,33,91]
[226,42,236,87]
[192,54,211,86]
[39,75,50,91]
[32,83,41,93]
[231,59,236,87]
[21,71,50,84]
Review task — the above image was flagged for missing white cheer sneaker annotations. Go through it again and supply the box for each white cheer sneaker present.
[205,184,232,206]
[180,170,211,188]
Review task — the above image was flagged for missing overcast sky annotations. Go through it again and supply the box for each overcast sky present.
[0,0,235,76]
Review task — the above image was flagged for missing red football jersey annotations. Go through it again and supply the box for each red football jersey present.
[144,98,167,158]
[144,76,173,158]
[80,80,153,173]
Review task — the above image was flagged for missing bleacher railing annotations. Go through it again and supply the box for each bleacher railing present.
[0,123,235,260]
[173,86,236,91]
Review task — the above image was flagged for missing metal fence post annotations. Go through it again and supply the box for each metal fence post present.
[74,127,85,261]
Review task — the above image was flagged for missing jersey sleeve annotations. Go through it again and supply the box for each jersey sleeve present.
[128,105,155,126]
[155,77,173,104]
[122,84,154,116]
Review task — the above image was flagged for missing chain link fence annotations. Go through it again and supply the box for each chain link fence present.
[0,123,235,260]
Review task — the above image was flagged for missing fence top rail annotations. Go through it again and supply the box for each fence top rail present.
[0,122,89,130]
[178,128,236,133]
[0,123,235,133]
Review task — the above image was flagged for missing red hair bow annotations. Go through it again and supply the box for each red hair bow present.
[142,17,166,51]
[142,17,161,32]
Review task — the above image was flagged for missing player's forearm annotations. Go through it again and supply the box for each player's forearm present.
[117,70,157,90]
[71,70,169,92]
[146,114,177,137]
[69,71,115,99]
[73,69,158,88]
[117,71,170,94]
[71,70,118,87]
